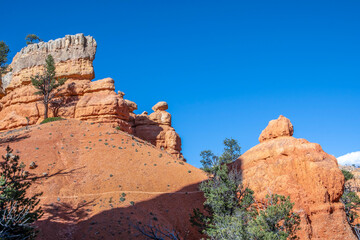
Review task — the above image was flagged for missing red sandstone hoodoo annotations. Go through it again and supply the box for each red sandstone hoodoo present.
[232,115,356,239]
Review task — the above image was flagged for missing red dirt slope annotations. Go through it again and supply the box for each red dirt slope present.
[0,119,208,239]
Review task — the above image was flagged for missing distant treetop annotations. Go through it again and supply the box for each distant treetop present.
[25,34,42,45]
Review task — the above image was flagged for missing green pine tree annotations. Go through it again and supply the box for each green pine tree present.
[25,34,42,45]
[0,146,43,239]
[341,169,360,237]
[0,41,10,83]
[192,139,300,240]
[200,138,241,173]
[31,54,66,119]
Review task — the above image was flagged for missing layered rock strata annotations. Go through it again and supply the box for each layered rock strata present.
[3,33,96,91]
[232,115,356,239]
[0,34,183,158]
[132,101,183,159]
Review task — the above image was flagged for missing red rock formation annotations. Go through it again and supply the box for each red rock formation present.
[0,34,184,158]
[133,101,183,159]
[232,115,356,239]
[258,114,294,142]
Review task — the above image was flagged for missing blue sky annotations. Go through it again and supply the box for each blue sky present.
[1,0,359,167]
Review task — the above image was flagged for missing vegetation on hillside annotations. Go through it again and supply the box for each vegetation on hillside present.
[40,117,64,124]
[0,146,43,239]
[341,169,360,238]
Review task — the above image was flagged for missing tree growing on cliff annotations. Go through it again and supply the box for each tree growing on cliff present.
[0,146,43,239]
[25,34,42,45]
[0,41,10,79]
[31,54,66,119]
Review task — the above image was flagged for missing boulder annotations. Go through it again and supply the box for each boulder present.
[149,111,171,126]
[117,91,125,98]
[259,115,294,142]
[125,100,137,113]
[152,101,168,111]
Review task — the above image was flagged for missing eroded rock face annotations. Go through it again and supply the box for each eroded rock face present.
[152,101,168,111]
[125,99,138,113]
[0,77,133,133]
[0,34,184,158]
[133,101,183,160]
[259,115,294,142]
[3,33,96,92]
[232,116,355,240]
[0,35,130,132]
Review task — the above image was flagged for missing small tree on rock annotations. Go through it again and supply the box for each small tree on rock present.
[0,146,43,239]
[25,34,42,45]
[0,41,10,82]
[31,54,66,119]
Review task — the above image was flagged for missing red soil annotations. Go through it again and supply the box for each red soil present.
[0,119,208,239]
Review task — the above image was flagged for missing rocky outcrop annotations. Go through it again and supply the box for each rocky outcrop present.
[3,33,96,92]
[152,101,168,111]
[0,77,132,133]
[133,101,183,160]
[0,34,184,158]
[258,115,294,142]
[232,115,355,239]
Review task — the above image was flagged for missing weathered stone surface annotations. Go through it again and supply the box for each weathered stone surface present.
[84,77,115,94]
[3,33,96,92]
[152,101,168,111]
[133,102,183,159]
[2,71,12,91]
[117,91,125,98]
[12,34,96,72]
[232,116,355,240]
[125,100,137,113]
[259,115,294,143]
[75,79,131,132]
[149,110,171,126]
[0,78,133,132]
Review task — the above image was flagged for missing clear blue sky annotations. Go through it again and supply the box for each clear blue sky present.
[2,0,359,167]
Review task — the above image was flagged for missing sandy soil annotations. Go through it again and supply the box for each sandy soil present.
[0,119,208,239]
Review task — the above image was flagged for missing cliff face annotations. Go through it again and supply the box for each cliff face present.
[232,115,356,240]
[0,34,183,158]
[3,34,96,91]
